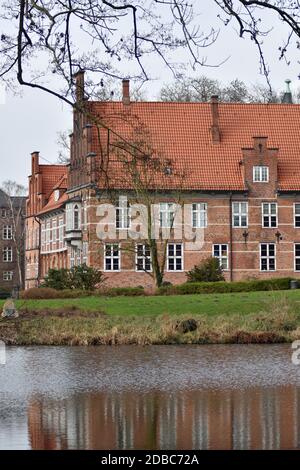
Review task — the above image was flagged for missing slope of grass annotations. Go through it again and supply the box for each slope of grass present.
[1,289,300,317]
[1,290,300,345]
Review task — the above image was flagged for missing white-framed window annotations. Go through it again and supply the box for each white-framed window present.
[295,244,300,271]
[232,202,248,227]
[52,218,57,242]
[70,246,76,268]
[104,243,120,271]
[136,244,152,272]
[2,225,12,240]
[73,205,80,230]
[262,202,277,228]
[213,244,228,270]
[192,203,207,228]
[59,216,64,243]
[160,203,175,228]
[3,246,13,262]
[3,271,13,281]
[260,243,276,271]
[1,208,6,218]
[82,241,88,265]
[294,204,300,228]
[253,166,269,182]
[116,196,130,229]
[66,203,81,231]
[167,243,183,271]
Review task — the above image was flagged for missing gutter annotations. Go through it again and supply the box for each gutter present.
[229,193,233,282]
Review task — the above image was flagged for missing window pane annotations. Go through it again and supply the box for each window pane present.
[168,245,174,256]
[295,245,300,257]
[213,245,220,256]
[241,216,247,226]
[176,244,182,255]
[295,216,300,228]
[271,217,277,227]
[168,259,174,270]
[233,215,240,226]
[261,245,267,256]
[269,245,275,257]
[261,259,267,270]
[221,245,227,256]
[295,204,300,215]
[176,259,182,270]
[296,259,300,271]
[269,259,275,270]
[263,204,269,214]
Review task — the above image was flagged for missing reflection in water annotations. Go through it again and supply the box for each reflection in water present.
[1,345,300,450]
[27,387,300,450]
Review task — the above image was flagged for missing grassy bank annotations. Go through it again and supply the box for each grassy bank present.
[1,290,300,345]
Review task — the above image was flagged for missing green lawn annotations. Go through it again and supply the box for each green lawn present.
[1,289,300,317]
[1,289,300,345]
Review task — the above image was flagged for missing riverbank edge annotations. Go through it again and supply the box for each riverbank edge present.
[1,308,300,345]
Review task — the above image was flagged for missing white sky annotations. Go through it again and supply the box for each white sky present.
[0,1,299,187]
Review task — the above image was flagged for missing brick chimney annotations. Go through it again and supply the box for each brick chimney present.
[210,95,220,144]
[73,70,85,102]
[31,151,39,175]
[122,79,130,105]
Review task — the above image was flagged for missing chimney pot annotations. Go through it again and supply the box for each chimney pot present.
[282,79,293,104]
[122,79,130,105]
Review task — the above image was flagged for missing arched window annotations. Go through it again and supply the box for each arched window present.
[73,205,79,230]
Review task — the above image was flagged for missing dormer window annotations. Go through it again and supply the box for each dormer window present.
[54,190,60,202]
[253,166,269,182]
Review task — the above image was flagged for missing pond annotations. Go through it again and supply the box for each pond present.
[0,344,300,450]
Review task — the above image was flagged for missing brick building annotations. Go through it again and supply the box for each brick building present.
[25,153,67,288]
[0,189,25,294]
[26,74,300,288]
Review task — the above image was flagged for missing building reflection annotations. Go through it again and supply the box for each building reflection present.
[27,386,300,450]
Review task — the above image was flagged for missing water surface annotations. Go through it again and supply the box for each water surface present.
[0,344,299,449]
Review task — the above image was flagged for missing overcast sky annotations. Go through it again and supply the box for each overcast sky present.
[0,1,299,187]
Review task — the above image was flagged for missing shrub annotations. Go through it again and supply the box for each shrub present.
[96,287,145,297]
[21,287,64,299]
[186,257,224,283]
[42,264,105,290]
[42,268,72,290]
[21,286,145,299]
[69,264,105,290]
[0,288,11,299]
[157,277,293,295]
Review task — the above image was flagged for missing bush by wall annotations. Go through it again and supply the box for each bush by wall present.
[157,278,293,295]
[21,288,94,299]
[42,264,105,291]
[96,287,145,297]
[186,257,225,282]
[21,286,145,299]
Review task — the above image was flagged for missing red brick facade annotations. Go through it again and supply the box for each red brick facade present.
[26,75,300,288]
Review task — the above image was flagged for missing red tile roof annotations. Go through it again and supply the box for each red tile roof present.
[89,101,300,191]
[40,165,67,197]
[38,168,68,215]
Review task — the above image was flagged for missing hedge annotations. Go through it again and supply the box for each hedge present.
[21,286,145,300]
[157,278,294,295]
